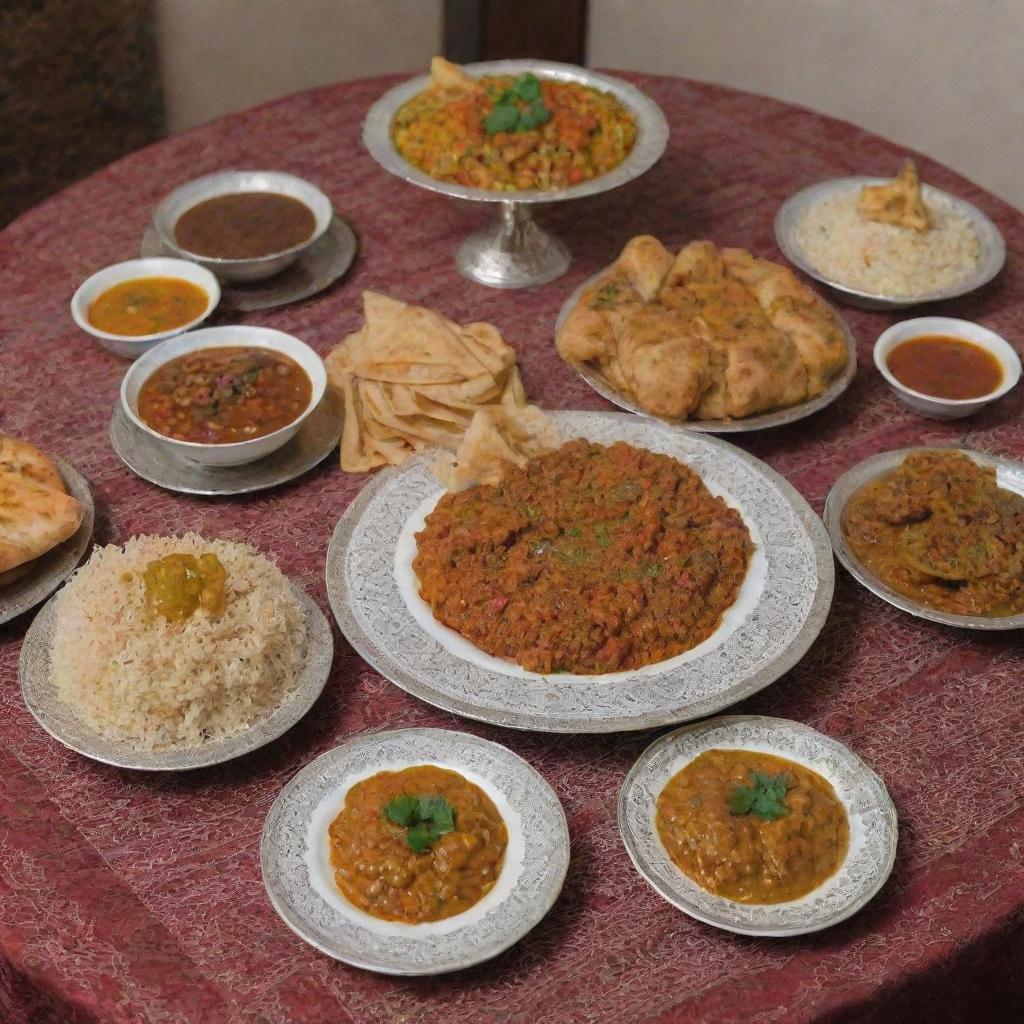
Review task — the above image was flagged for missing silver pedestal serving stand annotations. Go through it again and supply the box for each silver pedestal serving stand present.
[363,60,669,289]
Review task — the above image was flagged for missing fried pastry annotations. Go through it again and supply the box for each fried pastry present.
[857,159,933,232]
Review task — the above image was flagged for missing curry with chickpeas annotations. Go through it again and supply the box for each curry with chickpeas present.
[656,749,849,904]
[328,765,507,923]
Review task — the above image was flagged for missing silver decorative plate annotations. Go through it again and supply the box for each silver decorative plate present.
[326,410,834,733]
[618,715,897,937]
[363,60,669,287]
[260,727,570,974]
[109,393,342,496]
[824,446,1024,629]
[0,457,94,626]
[775,177,1005,310]
[20,583,334,770]
[555,269,858,433]
[141,214,357,312]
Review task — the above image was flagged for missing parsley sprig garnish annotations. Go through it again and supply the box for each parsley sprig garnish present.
[484,73,551,134]
[728,770,792,821]
[382,794,456,853]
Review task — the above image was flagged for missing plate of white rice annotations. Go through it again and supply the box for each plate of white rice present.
[775,176,1005,309]
[19,533,333,770]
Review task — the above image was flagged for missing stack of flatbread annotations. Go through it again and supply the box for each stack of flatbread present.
[0,436,85,586]
[326,291,555,487]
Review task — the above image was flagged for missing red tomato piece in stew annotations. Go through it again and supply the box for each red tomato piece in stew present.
[137,346,312,444]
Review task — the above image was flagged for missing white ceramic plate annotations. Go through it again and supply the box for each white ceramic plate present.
[260,727,570,974]
[19,582,333,770]
[824,446,1024,629]
[326,411,834,733]
[775,176,1006,310]
[0,457,94,626]
[618,715,897,936]
[555,269,858,434]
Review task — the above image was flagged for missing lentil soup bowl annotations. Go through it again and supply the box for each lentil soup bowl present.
[120,326,327,467]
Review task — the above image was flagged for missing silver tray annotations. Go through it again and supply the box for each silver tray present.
[0,457,94,626]
[141,214,357,312]
[555,267,858,433]
[325,410,834,733]
[20,581,333,770]
[109,393,343,496]
[824,446,1024,629]
[775,177,1005,310]
[363,60,669,288]
[618,715,897,937]
[260,727,570,975]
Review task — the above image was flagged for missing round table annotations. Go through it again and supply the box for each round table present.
[2,73,1023,1024]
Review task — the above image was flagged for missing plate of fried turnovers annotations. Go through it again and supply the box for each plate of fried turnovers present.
[0,436,93,625]
[776,160,1005,310]
[824,447,1024,629]
[20,533,333,769]
[260,727,569,974]
[326,398,834,732]
[555,236,857,433]
[618,716,897,936]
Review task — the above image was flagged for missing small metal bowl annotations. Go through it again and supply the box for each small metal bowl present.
[120,326,327,467]
[152,170,333,283]
[874,317,1020,419]
[70,257,220,360]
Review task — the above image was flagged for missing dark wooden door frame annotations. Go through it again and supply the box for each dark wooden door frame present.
[444,0,588,64]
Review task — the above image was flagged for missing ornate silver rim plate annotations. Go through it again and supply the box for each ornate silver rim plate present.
[19,582,333,770]
[109,393,342,496]
[775,177,1005,310]
[141,214,357,312]
[618,715,898,936]
[363,60,669,287]
[326,410,834,733]
[0,457,94,626]
[555,269,858,433]
[260,727,570,974]
[824,445,1024,629]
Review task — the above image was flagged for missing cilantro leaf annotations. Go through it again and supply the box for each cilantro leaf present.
[383,794,418,827]
[514,73,541,102]
[728,770,791,821]
[485,104,519,134]
[381,793,457,852]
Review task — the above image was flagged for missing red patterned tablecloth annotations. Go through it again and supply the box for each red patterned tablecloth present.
[2,73,1023,1024]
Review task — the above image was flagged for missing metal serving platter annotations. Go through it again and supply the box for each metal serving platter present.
[825,446,1024,629]
[20,582,333,770]
[0,457,94,626]
[775,177,1006,310]
[109,393,342,497]
[363,60,669,287]
[554,268,858,433]
[326,410,834,733]
[618,715,897,937]
[260,727,570,975]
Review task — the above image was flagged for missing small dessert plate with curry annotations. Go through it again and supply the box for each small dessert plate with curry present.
[618,715,897,937]
[260,727,570,974]
[825,446,1024,630]
[873,317,1020,419]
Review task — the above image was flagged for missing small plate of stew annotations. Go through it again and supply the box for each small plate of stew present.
[874,316,1020,419]
[619,716,897,936]
[260,728,569,974]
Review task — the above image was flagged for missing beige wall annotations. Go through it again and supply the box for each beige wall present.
[156,0,442,133]
[589,0,1024,210]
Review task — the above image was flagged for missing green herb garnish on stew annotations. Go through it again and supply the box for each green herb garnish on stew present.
[728,770,791,821]
[382,794,456,852]
[484,73,551,135]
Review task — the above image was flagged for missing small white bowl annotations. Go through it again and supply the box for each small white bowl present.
[152,170,333,283]
[71,258,220,359]
[120,326,327,467]
[874,316,1021,419]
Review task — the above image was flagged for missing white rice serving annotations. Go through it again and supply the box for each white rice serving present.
[51,533,306,750]
[794,185,981,296]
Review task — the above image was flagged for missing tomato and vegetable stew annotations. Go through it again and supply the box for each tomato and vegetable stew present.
[137,346,312,444]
